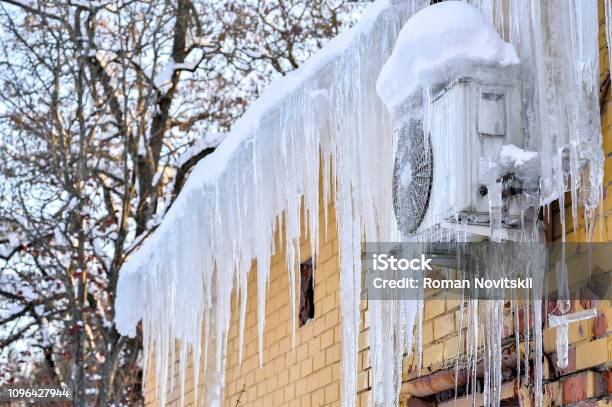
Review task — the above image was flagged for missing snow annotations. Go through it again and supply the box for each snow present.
[150,171,162,188]
[498,144,540,179]
[153,61,175,94]
[70,0,109,8]
[191,37,212,47]
[0,232,23,259]
[498,144,538,168]
[376,1,519,111]
[113,271,144,337]
[176,133,225,168]
[7,232,20,247]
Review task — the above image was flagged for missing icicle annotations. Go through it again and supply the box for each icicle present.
[512,299,521,400]
[453,292,465,399]
[606,0,612,100]
[488,175,503,243]
[531,253,544,407]
[415,294,424,375]
[555,322,569,369]
[549,309,598,369]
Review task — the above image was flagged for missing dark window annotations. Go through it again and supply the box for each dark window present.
[299,258,315,326]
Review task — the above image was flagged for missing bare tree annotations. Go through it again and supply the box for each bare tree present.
[0,0,362,405]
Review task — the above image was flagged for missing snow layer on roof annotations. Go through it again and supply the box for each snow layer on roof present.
[115,1,429,405]
[176,133,224,167]
[115,0,400,333]
[376,1,519,111]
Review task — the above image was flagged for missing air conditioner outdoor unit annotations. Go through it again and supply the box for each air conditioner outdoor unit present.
[393,77,533,238]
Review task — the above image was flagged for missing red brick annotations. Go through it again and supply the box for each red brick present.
[593,306,612,338]
[562,373,588,404]
[550,347,577,377]
[593,310,608,337]
[517,306,534,334]
[562,371,605,405]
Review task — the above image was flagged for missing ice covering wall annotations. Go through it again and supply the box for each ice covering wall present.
[114,0,606,406]
[490,0,603,237]
[375,2,604,407]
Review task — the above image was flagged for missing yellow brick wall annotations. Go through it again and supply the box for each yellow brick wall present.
[218,208,343,407]
[144,190,371,406]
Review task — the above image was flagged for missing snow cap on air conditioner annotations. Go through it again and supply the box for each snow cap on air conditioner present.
[376,1,519,112]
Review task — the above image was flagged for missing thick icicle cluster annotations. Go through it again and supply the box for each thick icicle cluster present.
[492,0,604,236]
[115,0,427,405]
[375,2,604,407]
[114,0,606,406]
[474,2,603,406]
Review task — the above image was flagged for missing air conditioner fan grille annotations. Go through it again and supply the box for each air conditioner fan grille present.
[393,118,433,236]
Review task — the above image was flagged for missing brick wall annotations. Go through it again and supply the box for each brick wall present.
[219,202,343,407]
[144,189,363,406]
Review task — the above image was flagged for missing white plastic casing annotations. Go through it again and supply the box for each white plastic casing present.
[417,78,523,233]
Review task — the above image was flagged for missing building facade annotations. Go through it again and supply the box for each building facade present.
[144,2,612,405]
